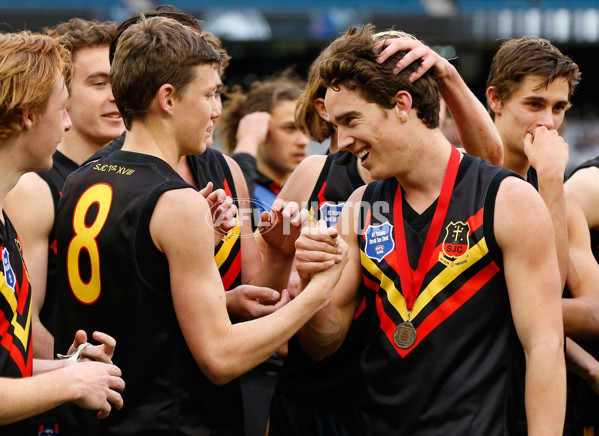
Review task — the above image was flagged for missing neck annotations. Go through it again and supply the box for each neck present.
[58,129,115,166]
[176,156,197,188]
[0,138,28,217]
[501,147,530,178]
[398,140,456,214]
[123,120,181,170]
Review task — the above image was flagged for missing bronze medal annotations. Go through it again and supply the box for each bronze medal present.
[394,321,417,349]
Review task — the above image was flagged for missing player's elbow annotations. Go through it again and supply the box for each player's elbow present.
[200,355,239,386]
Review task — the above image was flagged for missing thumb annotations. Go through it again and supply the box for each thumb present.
[246,286,280,302]
[199,181,214,198]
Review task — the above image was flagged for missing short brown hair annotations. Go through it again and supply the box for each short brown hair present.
[109,6,229,76]
[0,31,71,141]
[219,72,304,154]
[44,18,117,54]
[486,36,581,119]
[296,29,418,142]
[317,24,440,129]
[110,15,221,129]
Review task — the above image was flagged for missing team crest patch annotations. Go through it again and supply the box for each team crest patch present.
[1,247,16,292]
[439,221,470,267]
[319,201,345,227]
[365,221,395,262]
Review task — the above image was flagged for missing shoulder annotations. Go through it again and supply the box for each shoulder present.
[277,154,329,204]
[566,165,599,196]
[493,176,551,240]
[150,187,211,250]
[4,172,54,215]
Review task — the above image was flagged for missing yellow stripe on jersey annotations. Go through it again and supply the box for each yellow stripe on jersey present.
[361,237,489,322]
[214,220,241,269]
[0,272,31,348]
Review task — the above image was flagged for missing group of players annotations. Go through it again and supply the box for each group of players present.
[1,4,598,436]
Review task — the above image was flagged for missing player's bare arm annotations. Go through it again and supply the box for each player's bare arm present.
[4,172,55,359]
[150,187,346,385]
[494,176,566,435]
[296,187,366,361]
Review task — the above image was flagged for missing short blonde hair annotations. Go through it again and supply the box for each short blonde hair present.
[0,31,71,141]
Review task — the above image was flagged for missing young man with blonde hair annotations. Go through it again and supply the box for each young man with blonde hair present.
[0,30,124,435]
[4,18,124,361]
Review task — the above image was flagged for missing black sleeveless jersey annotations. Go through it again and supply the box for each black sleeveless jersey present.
[0,213,33,435]
[275,150,368,415]
[54,150,244,436]
[188,151,242,291]
[87,134,242,291]
[357,154,520,435]
[306,151,364,227]
[566,155,599,432]
[35,150,78,335]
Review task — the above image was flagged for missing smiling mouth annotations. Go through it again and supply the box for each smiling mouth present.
[357,148,370,162]
[103,113,122,120]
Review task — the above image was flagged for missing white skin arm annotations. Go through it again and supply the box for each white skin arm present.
[562,193,599,339]
[150,188,347,385]
[494,177,566,435]
[296,187,365,360]
[376,38,503,165]
[253,154,329,298]
[565,165,599,230]
[524,126,569,288]
[0,360,124,424]
[4,173,55,359]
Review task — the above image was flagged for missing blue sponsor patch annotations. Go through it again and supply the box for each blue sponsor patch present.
[319,201,345,227]
[2,248,16,291]
[364,221,395,262]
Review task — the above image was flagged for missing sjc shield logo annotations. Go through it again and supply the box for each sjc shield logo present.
[364,221,395,262]
[439,221,470,267]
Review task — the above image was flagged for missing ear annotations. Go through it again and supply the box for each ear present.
[394,90,412,124]
[314,97,328,122]
[156,83,177,116]
[21,108,35,131]
[486,86,503,116]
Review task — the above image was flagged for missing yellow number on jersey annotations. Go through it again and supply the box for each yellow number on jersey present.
[67,183,113,304]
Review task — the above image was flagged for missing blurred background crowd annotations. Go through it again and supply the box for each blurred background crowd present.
[3,0,598,172]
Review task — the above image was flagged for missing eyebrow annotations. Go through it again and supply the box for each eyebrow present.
[523,95,569,106]
[85,72,110,81]
[333,110,360,124]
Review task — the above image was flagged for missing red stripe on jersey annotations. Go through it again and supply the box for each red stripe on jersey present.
[317,182,327,207]
[392,261,500,358]
[221,251,241,291]
[354,296,366,319]
[49,239,57,255]
[223,179,232,197]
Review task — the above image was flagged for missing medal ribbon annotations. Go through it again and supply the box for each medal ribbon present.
[393,146,460,312]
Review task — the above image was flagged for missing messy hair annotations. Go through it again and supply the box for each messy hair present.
[317,24,440,129]
[0,31,71,141]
